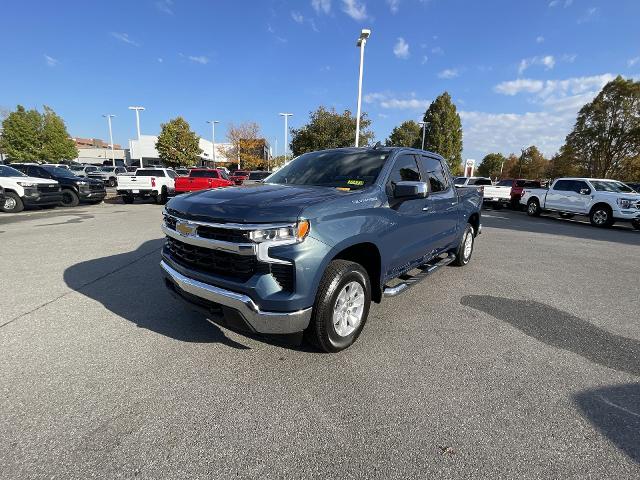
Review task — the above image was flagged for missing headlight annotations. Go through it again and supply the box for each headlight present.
[76,181,88,185]
[249,220,310,243]
[617,198,634,209]
[17,182,38,187]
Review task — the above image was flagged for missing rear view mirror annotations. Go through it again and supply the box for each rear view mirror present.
[394,181,428,199]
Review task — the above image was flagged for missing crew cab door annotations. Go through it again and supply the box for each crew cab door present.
[419,156,459,251]
[545,179,573,210]
[382,153,433,277]
[565,180,592,213]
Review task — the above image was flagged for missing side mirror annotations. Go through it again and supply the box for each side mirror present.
[579,188,591,195]
[394,181,428,199]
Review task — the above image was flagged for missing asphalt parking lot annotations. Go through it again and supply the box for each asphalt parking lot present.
[1,203,639,479]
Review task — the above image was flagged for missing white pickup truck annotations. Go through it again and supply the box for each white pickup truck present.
[482,179,514,209]
[116,168,177,204]
[0,164,62,213]
[521,177,640,229]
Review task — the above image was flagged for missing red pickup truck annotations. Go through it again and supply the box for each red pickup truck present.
[174,169,233,193]
[229,170,250,185]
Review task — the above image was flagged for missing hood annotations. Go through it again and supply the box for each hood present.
[82,177,105,186]
[6,176,58,185]
[597,191,640,200]
[166,183,349,223]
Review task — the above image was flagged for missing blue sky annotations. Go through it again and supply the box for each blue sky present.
[1,0,639,161]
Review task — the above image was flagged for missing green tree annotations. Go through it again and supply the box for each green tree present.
[290,106,374,156]
[0,105,42,161]
[156,117,202,168]
[477,153,507,179]
[564,75,640,178]
[546,145,579,179]
[515,146,548,179]
[422,92,463,174]
[386,120,422,147]
[40,106,78,161]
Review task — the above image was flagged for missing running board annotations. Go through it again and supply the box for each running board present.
[383,254,456,297]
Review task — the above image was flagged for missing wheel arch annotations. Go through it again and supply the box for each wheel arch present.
[331,242,382,303]
[589,201,612,215]
[467,212,480,236]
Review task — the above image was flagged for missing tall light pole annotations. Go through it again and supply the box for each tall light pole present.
[418,121,426,150]
[103,114,116,167]
[206,120,220,168]
[279,113,292,163]
[355,28,371,147]
[128,106,144,167]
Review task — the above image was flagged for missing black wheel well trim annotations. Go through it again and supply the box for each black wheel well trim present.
[331,242,382,303]
[467,212,480,236]
[590,202,612,215]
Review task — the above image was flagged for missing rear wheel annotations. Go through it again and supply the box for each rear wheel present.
[452,224,475,266]
[590,205,613,228]
[493,203,503,210]
[155,187,168,205]
[527,198,541,216]
[632,219,640,231]
[61,189,80,207]
[108,177,116,187]
[307,260,371,353]
[1,192,24,213]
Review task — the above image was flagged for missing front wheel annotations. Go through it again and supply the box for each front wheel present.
[1,192,24,213]
[61,189,80,207]
[527,198,541,216]
[452,224,475,266]
[307,260,371,353]
[590,205,613,228]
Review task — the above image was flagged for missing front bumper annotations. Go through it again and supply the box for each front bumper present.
[79,190,107,201]
[161,260,312,334]
[613,208,640,222]
[23,191,63,206]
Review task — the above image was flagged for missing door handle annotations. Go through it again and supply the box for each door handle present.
[422,206,431,211]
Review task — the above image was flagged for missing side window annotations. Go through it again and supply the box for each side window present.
[419,156,449,193]
[387,154,421,193]
[167,170,177,179]
[553,180,571,191]
[28,166,43,178]
[573,180,590,193]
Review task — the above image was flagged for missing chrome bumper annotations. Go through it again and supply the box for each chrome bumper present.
[161,260,312,334]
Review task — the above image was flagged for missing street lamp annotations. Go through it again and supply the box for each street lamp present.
[206,120,220,168]
[279,113,293,163]
[128,106,145,168]
[102,114,116,167]
[355,28,371,147]
[418,121,426,150]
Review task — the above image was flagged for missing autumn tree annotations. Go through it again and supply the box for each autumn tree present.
[156,117,202,168]
[386,120,422,148]
[226,122,264,170]
[477,153,507,179]
[422,92,463,174]
[290,106,374,156]
[563,75,640,178]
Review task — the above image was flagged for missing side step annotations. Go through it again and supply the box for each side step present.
[383,254,456,297]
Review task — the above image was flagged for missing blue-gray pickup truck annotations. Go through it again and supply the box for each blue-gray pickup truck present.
[161,147,482,352]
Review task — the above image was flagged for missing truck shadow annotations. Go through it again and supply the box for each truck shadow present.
[573,383,640,464]
[62,239,315,352]
[481,209,640,247]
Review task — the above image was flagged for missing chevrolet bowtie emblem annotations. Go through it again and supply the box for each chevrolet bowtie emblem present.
[176,221,197,237]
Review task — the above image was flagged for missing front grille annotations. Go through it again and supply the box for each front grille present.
[270,264,294,291]
[197,225,250,243]
[90,183,105,192]
[37,184,61,193]
[166,236,259,281]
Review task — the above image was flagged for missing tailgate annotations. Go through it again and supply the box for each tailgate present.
[483,186,511,199]
[118,176,152,189]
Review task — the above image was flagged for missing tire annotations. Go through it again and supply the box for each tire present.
[122,195,135,204]
[307,260,371,353]
[108,177,116,187]
[559,212,574,219]
[155,187,168,205]
[527,198,541,217]
[632,220,640,231]
[494,203,503,210]
[1,192,24,213]
[590,205,613,228]
[452,223,475,267]
[60,189,80,207]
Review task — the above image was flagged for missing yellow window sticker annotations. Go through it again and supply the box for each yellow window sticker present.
[347,179,364,186]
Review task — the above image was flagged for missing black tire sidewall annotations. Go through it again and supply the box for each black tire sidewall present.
[590,206,612,227]
[453,224,474,266]
[527,199,539,216]
[1,192,24,213]
[61,189,79,207]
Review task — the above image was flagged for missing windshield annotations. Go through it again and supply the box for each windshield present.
[266,150,390,189]
[249,171,270,180]
[42,165,79,178]
[469,178,492,186]
[0,165,27,177]
[99,167,115,172]
[590,180,635,193]
[218,170,229,179]
[233,171,249,176]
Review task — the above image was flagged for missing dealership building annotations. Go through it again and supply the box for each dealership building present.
[127,135,235,167]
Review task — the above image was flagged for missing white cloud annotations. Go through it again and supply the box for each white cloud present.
[364,92,430,110]
[393,37,409,59]
[188,55,209,65]
[518,55,555,74]
[536,36,545,44]
[421,55,428,65]
[628,56,640,67]
[386,0,400,14]
[494,79,544,95]
[312,0,331,14]
[549,0,573,7]
[291,11,304,23]
[155,0,173,14]
[431,46,444,55]
[157,57,163,63]
[110,32,140,47]
[438,68,459,79]
[341,0,368,21]
[44,54,59,67]
[577,7,598,24]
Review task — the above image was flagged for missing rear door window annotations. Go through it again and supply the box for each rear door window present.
[553,180,572,191]
[419,156,449,193]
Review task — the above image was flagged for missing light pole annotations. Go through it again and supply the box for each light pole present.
[355,28,371,147]
[418,121,426,150]
[102,114,116,167]
[128,106,144,167]
[279,113,292,163]
[206,120,220,168]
